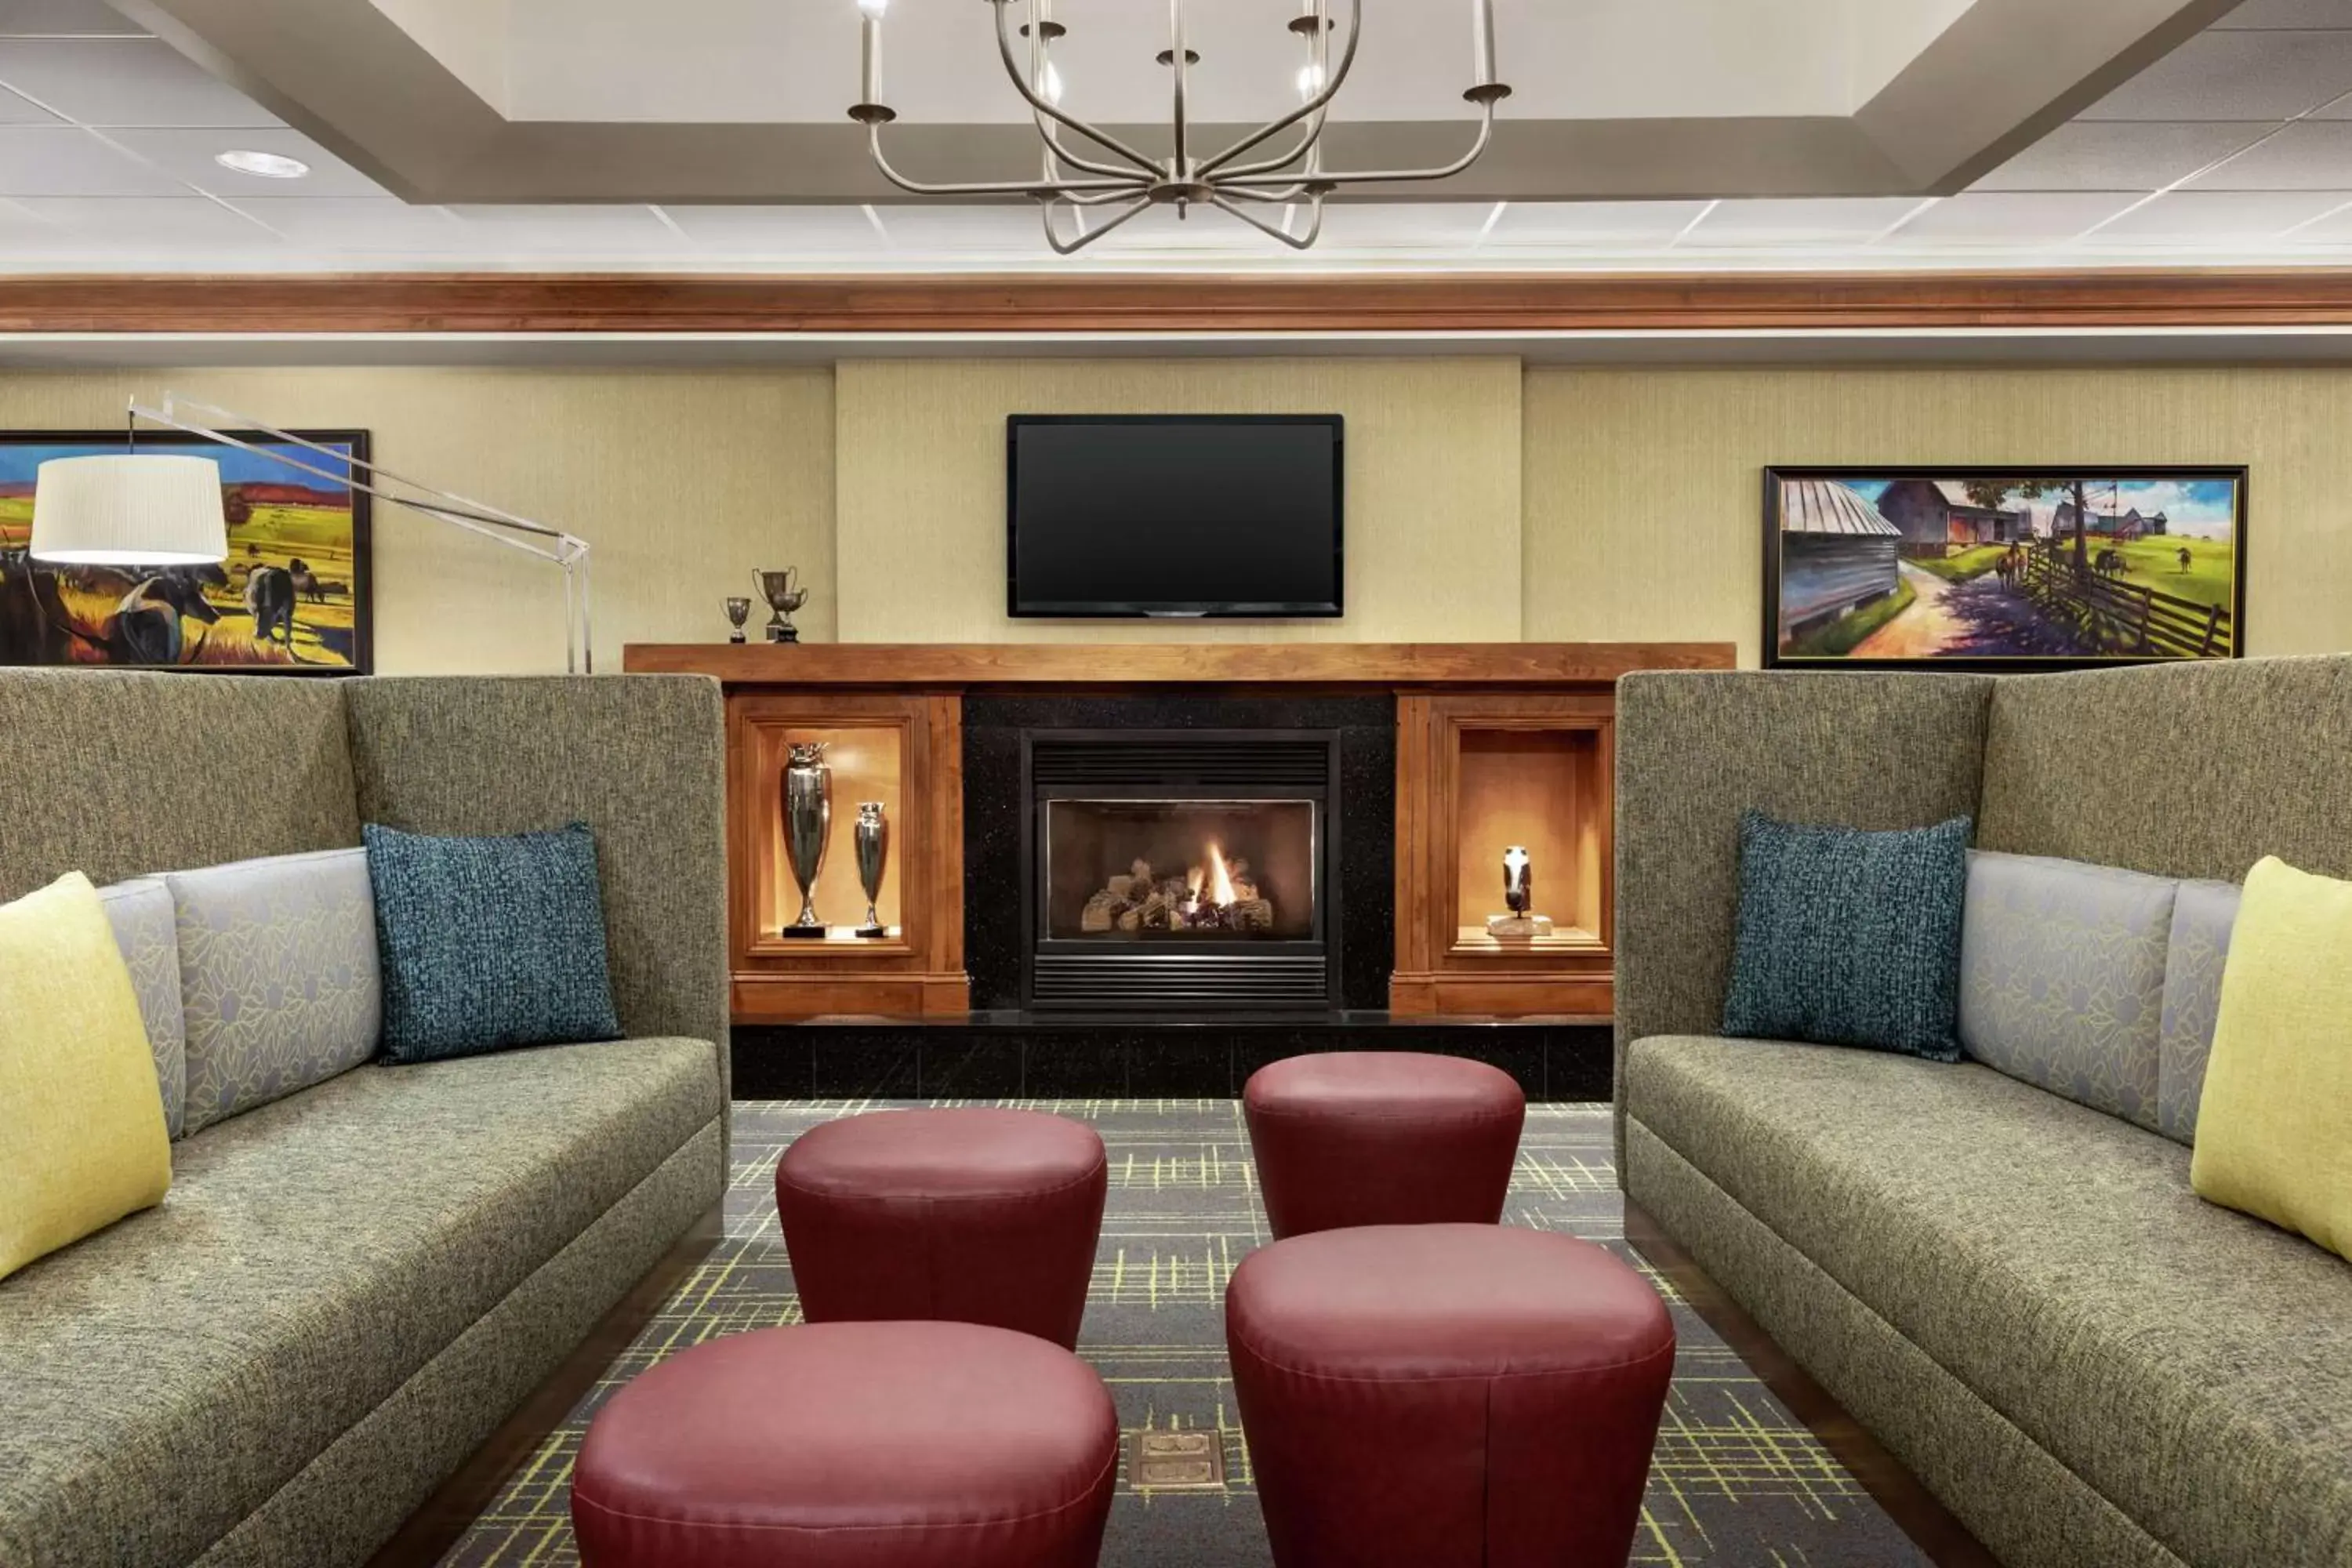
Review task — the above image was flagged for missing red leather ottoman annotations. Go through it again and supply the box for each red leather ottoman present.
[1243,1052,1524,1238]
[1226,1224,1675,1568]
[776,1107,1107,1348]
[572,1321,1119,1567]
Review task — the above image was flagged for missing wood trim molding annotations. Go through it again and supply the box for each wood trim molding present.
[9,269,2352,335]
[626,641,1736,687]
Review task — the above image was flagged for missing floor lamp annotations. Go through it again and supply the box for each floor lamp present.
[58,394,597,673]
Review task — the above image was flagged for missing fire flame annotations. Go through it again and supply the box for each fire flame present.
[1205,842,1238,908]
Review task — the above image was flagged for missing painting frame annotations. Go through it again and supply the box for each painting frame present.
[0,427,373,676]
[1762,464,2248,673]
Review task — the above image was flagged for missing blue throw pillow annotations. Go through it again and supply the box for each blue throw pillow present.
[1722,810,1971,1062]
[364,822,622,1065]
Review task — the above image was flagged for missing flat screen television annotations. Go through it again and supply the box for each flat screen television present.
[1007,414,1344,618]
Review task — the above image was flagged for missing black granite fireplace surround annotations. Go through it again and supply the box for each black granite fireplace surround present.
[964,692,1397,1013]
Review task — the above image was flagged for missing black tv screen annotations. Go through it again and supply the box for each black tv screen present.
[1007,415,1344,617]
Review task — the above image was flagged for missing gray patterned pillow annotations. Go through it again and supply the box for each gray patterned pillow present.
[97,875,187,1140]
[168,847,382,1136]
[2158,879,2241,1146]
[1958,850,2172,1131]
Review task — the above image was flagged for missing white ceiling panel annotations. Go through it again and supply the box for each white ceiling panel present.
[2274,195,2352,234]
[2091,186,2352,238]
[1486,200,1711,246]
[2184,118,2352,186]
[0,38,281,126]
[1882,191,2141,243]
[102,126,393,199]
[0,81,56,122]
[1972,121,2274,191]
[867,203,1045,252]
[16,194,283,247]
[0,125,178,194]
[1677,197,1924,246]
[444,203,692,252]
[1313,202,1497,248]
[0,1,147,35]
[2079,29,2352,120]
[218,197,468,251]
[660,204,887,253]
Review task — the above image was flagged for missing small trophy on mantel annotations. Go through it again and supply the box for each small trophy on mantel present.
[1486,845,1554,940]
[755,567,808,644]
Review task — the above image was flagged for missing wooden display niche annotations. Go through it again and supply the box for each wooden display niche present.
[630,642,1736,1023]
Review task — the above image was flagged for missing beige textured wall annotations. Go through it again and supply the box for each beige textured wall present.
[1524,365,2351,666]
[0,368,835,673]
[833,358,1525,644]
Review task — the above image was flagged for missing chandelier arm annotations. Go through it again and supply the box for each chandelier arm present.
[1037,118,1147,183]
[1043,195,1152,256]
[865,124,1138,198]
[992,1,1164,178]
[1210,114,1327,182]
[1216,181,1311,203]
[1210,193,1323,251]
[1193,0,1363,180]
[1218,100,1497,190]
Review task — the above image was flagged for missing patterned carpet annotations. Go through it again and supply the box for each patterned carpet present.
[443,1101,1932,1567]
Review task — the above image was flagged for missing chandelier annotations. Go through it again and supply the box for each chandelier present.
[847,0,1512,253]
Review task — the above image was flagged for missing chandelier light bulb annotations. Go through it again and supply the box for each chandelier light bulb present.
[855,0,887,18]
[1042,60,1065,107]
[1295,61,1326,101]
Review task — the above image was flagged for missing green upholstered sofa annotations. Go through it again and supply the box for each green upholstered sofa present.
[1614,655,2352,1568]
[0,670,729,1568]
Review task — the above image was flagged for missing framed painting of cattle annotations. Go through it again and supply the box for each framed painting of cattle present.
[1764,465,2246,673]
[0,430,372,674]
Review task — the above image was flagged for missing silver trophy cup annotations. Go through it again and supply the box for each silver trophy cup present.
[755,567,808,644]
[781,741,831,937]
[1503,845,1533,915]
[854,801,890,938]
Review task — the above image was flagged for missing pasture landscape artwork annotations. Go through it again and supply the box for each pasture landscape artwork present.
[1766,466,2245,670]
[0,431,372,673]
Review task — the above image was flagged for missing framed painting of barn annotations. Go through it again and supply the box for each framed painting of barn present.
[1763,465,2247,673]
[0,429,372,675]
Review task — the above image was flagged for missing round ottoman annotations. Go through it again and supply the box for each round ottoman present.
[572,1321,1120,1567]
[1243,1052,1524,1238]
[776,1107,1107,1348]
[1226,1224,1675,1568]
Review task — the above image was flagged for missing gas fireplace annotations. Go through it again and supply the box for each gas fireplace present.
[1022,730,1340,1013]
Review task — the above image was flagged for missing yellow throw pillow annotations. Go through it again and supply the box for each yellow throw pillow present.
[2190,855,2352,1260]
[0,871,172,1282]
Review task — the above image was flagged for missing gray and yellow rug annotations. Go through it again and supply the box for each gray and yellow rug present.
[444,1102,1929,1567]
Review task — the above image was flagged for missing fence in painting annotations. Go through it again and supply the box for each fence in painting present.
[2019,548,2232,658]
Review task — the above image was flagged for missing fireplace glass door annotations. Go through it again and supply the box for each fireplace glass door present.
[1044,799,1319,943]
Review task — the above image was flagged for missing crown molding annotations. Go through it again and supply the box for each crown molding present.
[5,269,2352,335]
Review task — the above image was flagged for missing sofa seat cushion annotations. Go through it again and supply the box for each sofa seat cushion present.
[1625,1034,2352,1568]
[0,1036,721,1568]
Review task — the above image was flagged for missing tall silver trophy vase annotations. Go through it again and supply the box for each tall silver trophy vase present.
[854,801,890,938]
[781,741,832,938]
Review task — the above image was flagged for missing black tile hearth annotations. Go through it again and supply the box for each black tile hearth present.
[732,1018,1612,1102]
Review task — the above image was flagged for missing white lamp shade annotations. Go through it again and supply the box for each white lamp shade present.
[31,453,229,567]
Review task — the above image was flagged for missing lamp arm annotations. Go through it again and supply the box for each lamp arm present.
[992,0,1163,176]
[1194,0,1362,180]
[864,123,1134,198]
[1217,99,1497,189]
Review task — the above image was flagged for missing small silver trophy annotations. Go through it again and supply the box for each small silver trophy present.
[1486,845,1553,939]
[724,596,752,644]
[755,568,808,644]
[780,741,831,938]
[853,800,889,938]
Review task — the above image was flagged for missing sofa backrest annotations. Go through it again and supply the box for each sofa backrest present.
[0,670,359,902]
[1979,655,2352,883]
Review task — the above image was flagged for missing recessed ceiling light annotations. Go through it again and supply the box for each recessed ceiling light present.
[214,149,310,180]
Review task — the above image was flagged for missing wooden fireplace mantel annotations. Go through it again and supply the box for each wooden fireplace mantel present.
[622,641,1737,1022]
[626,641,1733,688]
